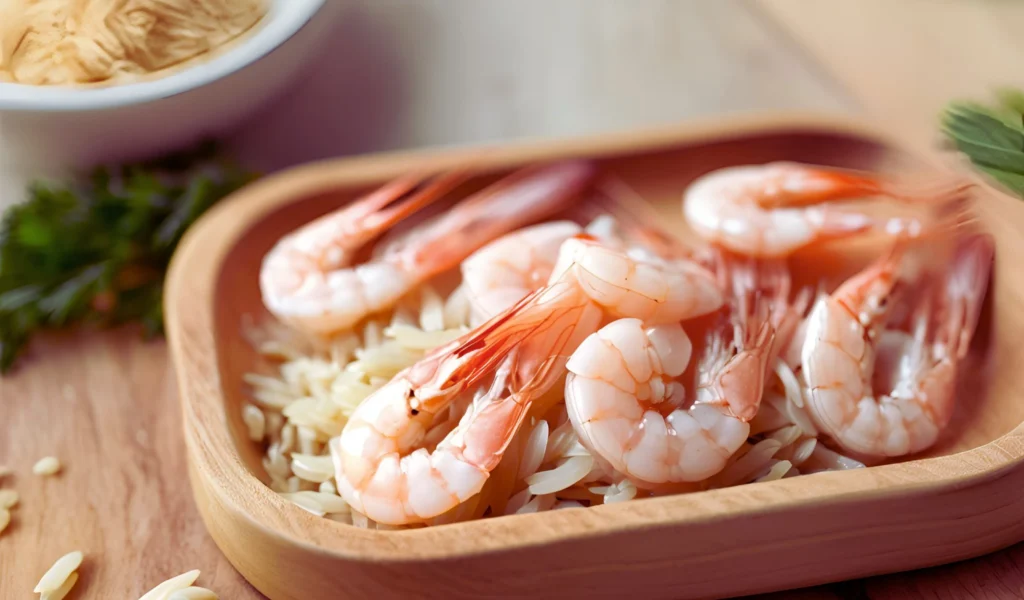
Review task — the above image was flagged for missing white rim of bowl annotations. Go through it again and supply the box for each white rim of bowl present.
[0,0,326,113]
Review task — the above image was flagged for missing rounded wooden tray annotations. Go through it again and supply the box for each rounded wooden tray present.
[165,114,1024,600]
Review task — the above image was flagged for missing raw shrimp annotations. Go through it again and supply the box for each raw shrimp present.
[332,230,726,523]
[461,221,583,325]
[261,162,595,335]
[683,162,970,258]
[693,295,777,423]
[801,234,993,457]
[332,278,603,524]
[549,234,724,324]
[565,319,750,486]
[463,214,724,327]
[718,251,812,369]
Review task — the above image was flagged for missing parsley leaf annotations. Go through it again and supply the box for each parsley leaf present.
[942,88,1024,198]
[0,142,257,373]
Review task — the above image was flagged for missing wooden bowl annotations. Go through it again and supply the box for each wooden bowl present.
[166,114,1024,600]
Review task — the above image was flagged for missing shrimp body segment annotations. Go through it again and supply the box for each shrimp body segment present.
[333,279,603,524]
[683,162,967,258]
[801,234,993,457]
[261,162,595,336]
[566,319,749,486]
[462,221,583,325]
[550,235,724,324]
[462,208,709,327]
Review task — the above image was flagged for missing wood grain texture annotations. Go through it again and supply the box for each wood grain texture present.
[0,331,260,597]
[226,0,852,172]
[2,1,1022,598]
[167,116,1023,600]
[754,0,1024,147]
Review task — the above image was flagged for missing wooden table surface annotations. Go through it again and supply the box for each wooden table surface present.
[2,1,1022,597]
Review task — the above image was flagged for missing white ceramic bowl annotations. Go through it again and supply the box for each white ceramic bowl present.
[0,0,335,168]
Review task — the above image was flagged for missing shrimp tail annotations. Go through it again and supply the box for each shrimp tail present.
[397,161,597,270]
[411,281,596,412]
[756,162,973,209]
[458,391,532,471]
[260,171,465,300]
[721,304,776,422]
[353,171,470,233]
[446,289,601,473]
[693,289,776,422]
[832,243,906,317]
[941,233,995,358]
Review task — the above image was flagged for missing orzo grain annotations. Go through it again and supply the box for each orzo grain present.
[139,570,201,600]
[168,586,219,600]
[0,489,17,509]
[33,457,61,476]
[34,551,83,594]
[40,572,78,600]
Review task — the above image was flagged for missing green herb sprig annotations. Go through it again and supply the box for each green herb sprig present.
[942,88,1024,198]
[0,143,257,373]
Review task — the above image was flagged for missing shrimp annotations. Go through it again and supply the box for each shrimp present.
[717,251,813,370]
[461,221,583,325]
[801,234,993,457]
[332,277,603,524]
[565,318,750,486]
[693,295,778,422]
[332,230,728,523]
[463,209,724,326]
[682,162,971,258]
[549,234,724,324]
[260,161,595,336]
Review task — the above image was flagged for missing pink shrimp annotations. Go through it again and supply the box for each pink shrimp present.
[692,292,777,423]
[549,234,724,324]
[683,162,971,258]
[260,162,595,336]
[332,277,603,524]
[564,306,772,487]
[332,230,727,523]
[801,234,993,457]
[461,221,583,325]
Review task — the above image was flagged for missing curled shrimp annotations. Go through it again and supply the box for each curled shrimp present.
[332,231,728,523]
[332,277,603,524]
[550,234,724,324]
[682,162,970,258]
[801,234,993,457]
[260,162,595,335]
[461,220,583,325]
[463,211,724,326]
[565,318,752,486]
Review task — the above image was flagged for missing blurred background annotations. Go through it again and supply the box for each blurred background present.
[169,0,1024,165]
[4,0,1018,206]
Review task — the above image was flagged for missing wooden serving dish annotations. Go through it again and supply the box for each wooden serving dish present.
[166,114,1024,600]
